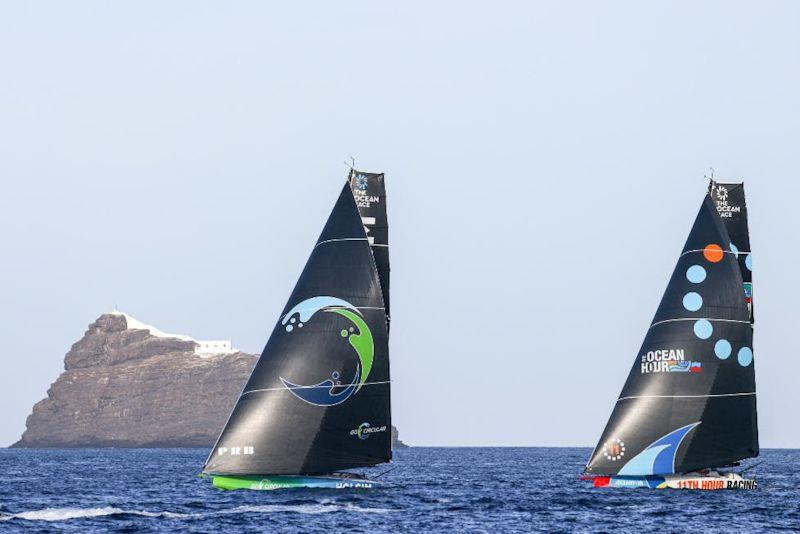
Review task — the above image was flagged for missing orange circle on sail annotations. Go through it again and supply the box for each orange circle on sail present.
[704,244,724,263]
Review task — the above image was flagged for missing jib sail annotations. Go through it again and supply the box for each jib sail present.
[586,187,756,476]
[203,180,391,476]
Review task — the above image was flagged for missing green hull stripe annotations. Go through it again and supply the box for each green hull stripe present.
[211,475,377,491]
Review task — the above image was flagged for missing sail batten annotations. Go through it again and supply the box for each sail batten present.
[242,380,392,396]
[649,318,750,329]
[617,392,755,401]
[586,186,756,477]
[203,177,392,477]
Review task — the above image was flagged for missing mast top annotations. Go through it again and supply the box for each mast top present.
[706,167,744,189]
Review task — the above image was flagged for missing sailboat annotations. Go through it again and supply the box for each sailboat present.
[203,169,392,490]
[585,180,758,490]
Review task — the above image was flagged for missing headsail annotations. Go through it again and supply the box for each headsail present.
[349,169,390,323]
[586,188,756,476]
[203,182,391,476]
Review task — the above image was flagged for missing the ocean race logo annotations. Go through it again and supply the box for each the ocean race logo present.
[279,297,374,407]
[351,174,380,209]
[355,173,369,191]
[602,438,626,461]
[711,185,741,218]
[640,349,702,374]
[350,422,387,440]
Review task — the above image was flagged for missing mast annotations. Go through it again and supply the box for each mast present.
[586,187,756,476]
[203,181,391,476]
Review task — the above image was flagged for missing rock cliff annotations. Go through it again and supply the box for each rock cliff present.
[13,313,406,449]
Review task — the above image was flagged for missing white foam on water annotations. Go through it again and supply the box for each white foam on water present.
[0,503,394,522]
[0,507,195,522]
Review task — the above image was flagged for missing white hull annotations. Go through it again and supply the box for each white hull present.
[593,470,757,490]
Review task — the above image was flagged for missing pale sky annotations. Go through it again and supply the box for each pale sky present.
[1,1,798,447]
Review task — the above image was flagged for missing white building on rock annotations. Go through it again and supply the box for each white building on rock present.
[194,340,236,356]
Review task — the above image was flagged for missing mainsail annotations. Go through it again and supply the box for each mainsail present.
[348,169,390,324]
[586,186,756,476]
[709,181,753,323]
[203,181,391,476]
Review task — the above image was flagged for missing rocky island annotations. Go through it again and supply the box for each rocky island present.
[13,312,406,449]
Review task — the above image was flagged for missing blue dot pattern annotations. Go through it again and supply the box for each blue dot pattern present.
[683,292,703,312]
[714,339,732,359]
[675,239,753,373]
[737,347,753,367]
[686,265,706,283]
[693,319,713,339]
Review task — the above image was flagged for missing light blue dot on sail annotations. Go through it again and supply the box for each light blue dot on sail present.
[714,339,732,359]
[738,347,753,367]
[693,319,713,339]
[686,265,706,283]
[745,254,753,271]
[730,243,739,258]
[683,292,703,312]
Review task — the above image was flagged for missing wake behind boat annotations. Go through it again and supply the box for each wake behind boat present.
[585,180,758,490]
[202,169,392,490]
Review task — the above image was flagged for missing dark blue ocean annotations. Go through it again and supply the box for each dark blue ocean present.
[0,448,797,532]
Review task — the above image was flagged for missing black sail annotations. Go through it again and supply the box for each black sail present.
[586,192,756,476]
[203,182,391,476]
[348,169,390,323]
[709,182,753,323]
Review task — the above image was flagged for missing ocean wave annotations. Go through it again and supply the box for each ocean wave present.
[0,502,394,522]
[0,507,186,522]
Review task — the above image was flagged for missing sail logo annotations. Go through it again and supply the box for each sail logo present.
[217,446,254,456]
[711,185,741,218]
[355,173,369,191]
[352,189,380,209]
[351,176,380,209]
[640,349,702,374]
[279,296,375,407]
[350,422,387,440]
[602,438,626,461]
[617,423,701,476]
[743,281,753,318]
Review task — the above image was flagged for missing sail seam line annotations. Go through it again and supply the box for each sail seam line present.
[283,305,385,314]
[242,380,392,396]
[316,238,369,247]
[617,392,755,402]
[680,248,751,257]
[650,318,750,328]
